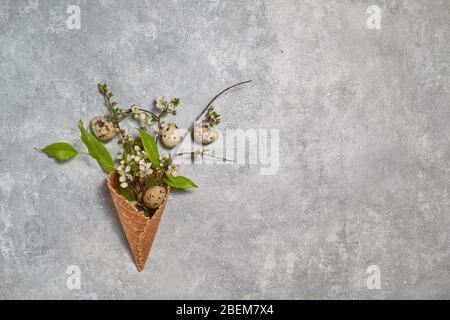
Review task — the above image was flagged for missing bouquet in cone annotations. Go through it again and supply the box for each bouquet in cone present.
[37,81,250,271]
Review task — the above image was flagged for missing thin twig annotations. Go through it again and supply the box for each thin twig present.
[202,153,235,162]
[195,80,252,123]
[172,80,252,157]
[175,152,235,163]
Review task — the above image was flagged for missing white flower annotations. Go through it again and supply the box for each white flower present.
[167,104,175,113]
[139,113,146,120]
[168,164,179,176]
[134,145,140,151]
[120,182,128,188]
[138,162,153,176]
[119,175,126,183]
[155,96,166,110]
[131,105,139,113]
[117,165,123,171]
[134,156,141,162]
[126,154,132,162]
[125,166,131,172]
[139,159,145,165]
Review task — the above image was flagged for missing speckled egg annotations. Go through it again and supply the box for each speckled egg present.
[143,186,166,209]
[90,116,116,142]
[160,123,182,148]
[193,121,218,145]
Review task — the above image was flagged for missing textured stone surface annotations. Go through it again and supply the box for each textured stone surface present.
[0,0,449,299]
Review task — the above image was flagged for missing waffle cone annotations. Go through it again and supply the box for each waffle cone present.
[107,173,170,271]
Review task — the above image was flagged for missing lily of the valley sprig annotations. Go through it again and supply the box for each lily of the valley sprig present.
[37,81,251,218]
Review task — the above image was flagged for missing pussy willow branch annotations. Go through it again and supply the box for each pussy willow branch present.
[171,80,252,157]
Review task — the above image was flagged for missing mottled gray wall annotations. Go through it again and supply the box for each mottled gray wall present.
[0,0,449,299]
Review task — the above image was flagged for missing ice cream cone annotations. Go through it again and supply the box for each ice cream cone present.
[107,172,170,271]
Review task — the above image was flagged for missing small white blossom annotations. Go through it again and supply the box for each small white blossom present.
[120,182,128,188]
[168,163,179,176]
[155,96,166,110]
[131,105,139,113]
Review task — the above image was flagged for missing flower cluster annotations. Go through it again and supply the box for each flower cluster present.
[117,131,135,145]
[155,97,180,115]
[117,145,154,188]
[159,154,179,176]
[131,104,157,129]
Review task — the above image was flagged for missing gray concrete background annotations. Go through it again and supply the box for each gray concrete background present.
[0,0,449,299]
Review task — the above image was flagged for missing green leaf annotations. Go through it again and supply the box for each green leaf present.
[118,187,136,201]
[139,129,160,167]
[145,175,157,187]
[38,142,78,161]
[77,119,115,173]
[163,172,198,189]
[171,97,180,106]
